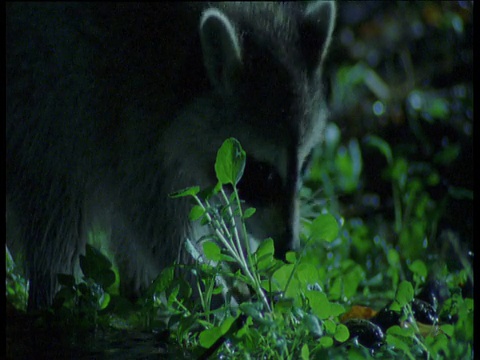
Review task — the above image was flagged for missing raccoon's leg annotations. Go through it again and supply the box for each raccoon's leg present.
[109,222,160,302]
[7,177,85,311]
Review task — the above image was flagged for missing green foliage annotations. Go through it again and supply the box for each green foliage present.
[161,138,351,358]
[309,214,339,243]
[390,280,414,311]
[214,137,246,186]
[383,280,474,359]
[6,132,473,358]
[5,246,28,311]
[49,244,117,329]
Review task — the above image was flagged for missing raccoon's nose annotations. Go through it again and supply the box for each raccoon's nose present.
[274,239,288,261]
[274,226,299,261]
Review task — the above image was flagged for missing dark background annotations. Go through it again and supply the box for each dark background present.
[322,1,473,256]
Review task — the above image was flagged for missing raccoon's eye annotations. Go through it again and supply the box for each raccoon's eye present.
[237,157,283,206]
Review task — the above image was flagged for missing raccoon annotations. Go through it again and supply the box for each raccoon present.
[6,2,336,310]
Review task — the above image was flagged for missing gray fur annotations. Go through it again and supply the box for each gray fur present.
[6,2,336,309]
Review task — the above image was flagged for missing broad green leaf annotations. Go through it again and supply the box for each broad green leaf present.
[323,319,337,335]
[255,238,276,272]
[306,290,330,319]
[329,277,342,300]
[168,284,180,305]
[273,297,294,314]
[386,334,414,359]
[272,264,304,301]
[301,344,310,360]
[80,245,115,288]
[169,186,200,198]
[203,241,222,262]
[295,263,322,288]
[243,207,256,219]
[271,264,295,291]
[329,302,346,317]
[220,316,237,334]
[215,138,246,186]
[199,326,222,348]
[408,259,427,279]
[310,214,339,243]
[440,324,454,337]
[255,238,274,258]
[395,281,414,307]
[387,325,415,338]
[319,336,334,348]
[98,292,110,310]
[334,323,350,342]
[425,333,449,357]
[189,205,205,221]
[150,266,174,293]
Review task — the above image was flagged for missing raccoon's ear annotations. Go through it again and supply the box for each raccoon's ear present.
[300,1,336,76]
[200,8,242,95]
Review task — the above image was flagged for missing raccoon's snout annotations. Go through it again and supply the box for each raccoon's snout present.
[274,230,297,261]
[237,156,284,207]
[238,156,300,261]
[274,217,300,261]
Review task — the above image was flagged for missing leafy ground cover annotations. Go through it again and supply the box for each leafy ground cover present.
[7,134,473,359]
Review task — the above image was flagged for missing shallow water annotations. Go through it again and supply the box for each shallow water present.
[6,310,191,360]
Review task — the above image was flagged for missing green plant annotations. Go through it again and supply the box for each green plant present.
[165,138,354,358]
[6,246,28,312]
[50,244,116,329]
[6,136,473,359]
